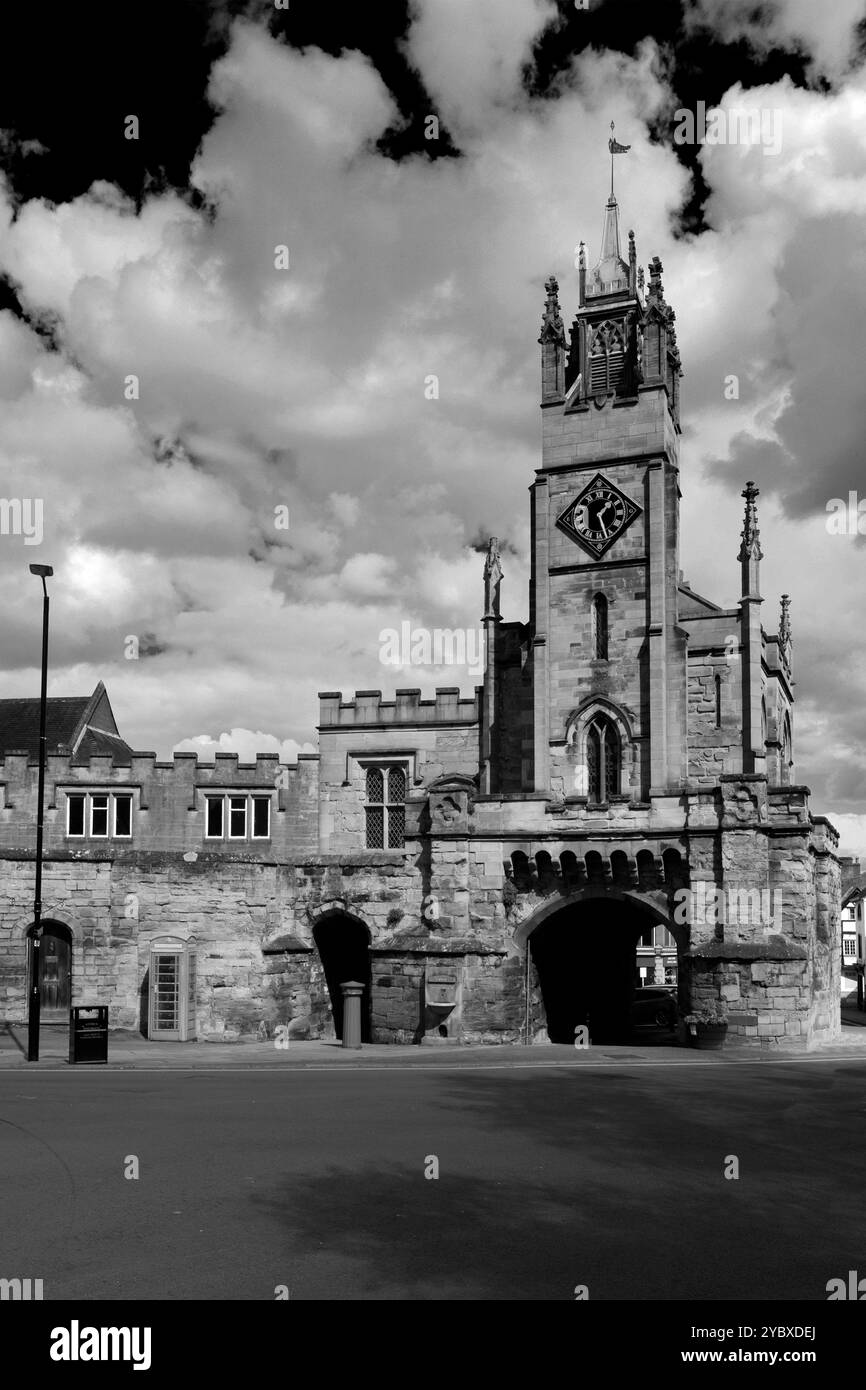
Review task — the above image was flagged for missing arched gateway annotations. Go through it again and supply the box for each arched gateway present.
[514,891,688,1044]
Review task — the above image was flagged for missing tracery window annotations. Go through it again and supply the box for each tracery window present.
[586,714,620,803]
[364,764,407,849]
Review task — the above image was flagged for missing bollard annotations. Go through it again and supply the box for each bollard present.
[340,981,365,1049]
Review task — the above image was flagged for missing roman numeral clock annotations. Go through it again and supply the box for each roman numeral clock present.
[556,472,641,559]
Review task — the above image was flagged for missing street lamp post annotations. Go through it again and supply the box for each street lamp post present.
[27,564,53,1063]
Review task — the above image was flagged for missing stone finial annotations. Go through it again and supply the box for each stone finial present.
[637,265,645,292]
[538,275,565,346]
[578,242,586,272]
[738,481,763,562]
[647,255,664,299]
[483,536,502,619]
[779,593,792,653]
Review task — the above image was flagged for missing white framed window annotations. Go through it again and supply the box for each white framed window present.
[843,936,857,959]
[67,793,86,837]
[90,794,109,837]
[205,796,223,838]
[362,762,407,849]
[204,793,272,842]
[113,795,132,838]
[66,791,133,839]
[252,796,270,839]
[228,796,247,839]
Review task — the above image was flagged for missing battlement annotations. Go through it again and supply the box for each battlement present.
[318,688,480,728]
[0,750,319,783]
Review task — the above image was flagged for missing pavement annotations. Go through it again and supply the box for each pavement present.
[2,1009,866,1069]
[2,1050,866,1300]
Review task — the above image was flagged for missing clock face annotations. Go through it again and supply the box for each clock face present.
[556,473,641,558]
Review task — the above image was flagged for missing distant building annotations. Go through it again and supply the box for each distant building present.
[0,183,841,1048]
[841,859,864,977]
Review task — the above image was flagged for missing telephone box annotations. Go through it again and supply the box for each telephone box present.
[148,937,197,1041]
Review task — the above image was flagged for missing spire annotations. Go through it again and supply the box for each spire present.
[584,125,632,300]
[738,481,763,562]
[538,276,565,346]
[738,480,763,601]
[539,275,566,401]
[586,197,629,298]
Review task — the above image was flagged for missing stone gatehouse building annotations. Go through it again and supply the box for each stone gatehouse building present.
[0,190,841,1048]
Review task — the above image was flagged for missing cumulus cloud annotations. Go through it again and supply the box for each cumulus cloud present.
[0,11,863,851]
[685,0,866,81]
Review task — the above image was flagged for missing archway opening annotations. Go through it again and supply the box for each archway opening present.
[312,914,372,1042]
[27,921,72,1023]
[528,897,678,1044]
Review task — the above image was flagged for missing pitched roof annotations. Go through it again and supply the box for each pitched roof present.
[0,682,133,764]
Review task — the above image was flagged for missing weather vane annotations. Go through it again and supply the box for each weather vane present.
[608,120,631,200]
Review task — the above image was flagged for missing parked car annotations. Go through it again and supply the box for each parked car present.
[631,986,678,1030]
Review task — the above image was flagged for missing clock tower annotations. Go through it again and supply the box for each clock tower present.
[530,189,685,805]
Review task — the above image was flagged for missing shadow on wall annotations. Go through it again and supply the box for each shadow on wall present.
[138,968,149,1039]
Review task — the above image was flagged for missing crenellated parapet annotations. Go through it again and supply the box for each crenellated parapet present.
[318,688,479,728]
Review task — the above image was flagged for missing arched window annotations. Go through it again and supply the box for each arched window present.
[586,713,620,803]
[780,715,792,785]
[591,593,608,660]
[588,322,625,395]
[761,697,768,747]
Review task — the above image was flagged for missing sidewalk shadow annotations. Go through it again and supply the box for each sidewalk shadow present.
[0,1023,27,1056]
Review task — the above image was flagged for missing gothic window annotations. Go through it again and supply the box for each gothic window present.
[780,715,792,785]
[364,764,407,849]
[591,593,608,660]
[588,322,625,395]
[586,714,620,803]
[716,674,723,729]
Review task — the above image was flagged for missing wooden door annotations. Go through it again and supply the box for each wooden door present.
[38,925,71,1021]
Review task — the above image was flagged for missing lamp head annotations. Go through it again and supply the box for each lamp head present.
[29,565,53,578]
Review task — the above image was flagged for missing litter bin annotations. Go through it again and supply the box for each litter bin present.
[69,1006,109,1064]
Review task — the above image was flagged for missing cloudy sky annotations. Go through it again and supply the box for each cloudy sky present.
[0,0,864,855]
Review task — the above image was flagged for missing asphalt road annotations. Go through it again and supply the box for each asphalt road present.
[1,1058,864,1300]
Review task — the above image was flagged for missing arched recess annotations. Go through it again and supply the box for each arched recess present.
[312,910,372,1043]
[567,698,635,802]
[26,920,72,1022]
[517,890,688,1044]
